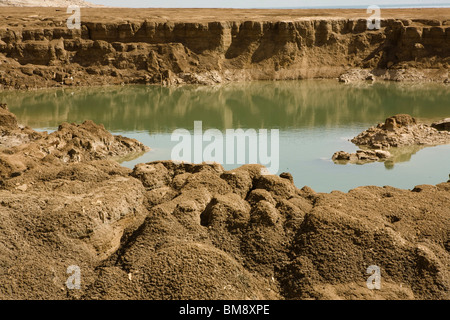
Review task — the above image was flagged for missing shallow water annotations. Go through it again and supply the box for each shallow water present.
[1,80,449,192]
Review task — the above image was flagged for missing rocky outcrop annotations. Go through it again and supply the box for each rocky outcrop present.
[432,118,450,131]
[0,8,449,89]
[0,103,148,178]
[332,149,391,164]
[351,114,450,149]
[1,158,450,300]
[333,114,450,165]
[0,103,18,131]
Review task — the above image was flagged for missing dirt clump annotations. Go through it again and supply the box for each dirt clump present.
[333,114,450,165]
[332,149,392,164]
[432,118,450,131]
[351,114,450,148]
[0,104,148,178]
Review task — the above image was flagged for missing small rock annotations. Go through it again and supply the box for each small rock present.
[54,72,66,83]
[279,172,294,183]
[21,67,34,76]
[16,184,28,192]
[431,118,450,131]
[372,143,382,149]
[375,150,391,159]
[332,151,351,161]
[356,150,378,161]
[64,77,74,85]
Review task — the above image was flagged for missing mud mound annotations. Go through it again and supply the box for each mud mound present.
[0,160,148,299]
[81,162,449,300]
[2,158,448,300]
[351,114,450,149]
[0,103,17,131]
[333,114,450,165]
[0,105,148,178]
[0,108,449,300]
[45,120,149,162]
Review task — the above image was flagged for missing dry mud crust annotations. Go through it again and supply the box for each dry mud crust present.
[333,114,450,165]
[0,8,449,89]
[1,108,449,300]
[0,103,148,178]
[351,114,450,149]
[1,159,449,299]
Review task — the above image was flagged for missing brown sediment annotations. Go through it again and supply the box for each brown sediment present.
[0,8,449,90]
[0,106,449,300]
[333,114,450,164]
[0,103,148,178]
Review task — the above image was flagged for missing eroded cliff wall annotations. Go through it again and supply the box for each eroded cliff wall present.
[0,8,449,89]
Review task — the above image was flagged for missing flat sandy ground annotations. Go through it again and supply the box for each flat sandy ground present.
[0,7,449,26]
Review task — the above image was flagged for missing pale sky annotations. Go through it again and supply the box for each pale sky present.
[87,0,450,8]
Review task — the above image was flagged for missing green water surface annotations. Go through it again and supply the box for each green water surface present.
[1,80,449,192]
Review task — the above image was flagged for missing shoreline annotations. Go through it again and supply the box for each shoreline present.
[0,69,448,91]
[1,76,449,93]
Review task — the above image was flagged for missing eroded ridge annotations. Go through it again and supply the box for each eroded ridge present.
[0,8,449,89]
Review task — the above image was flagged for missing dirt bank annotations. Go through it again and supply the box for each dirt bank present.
[0,106,449,300]
[0,8,449,89]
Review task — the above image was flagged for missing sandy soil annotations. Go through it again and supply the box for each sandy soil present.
[0,8,449,24]
[0,0,100,7]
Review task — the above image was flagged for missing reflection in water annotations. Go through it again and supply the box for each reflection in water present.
[384,145,428,169]
[1,80,449,192]
[2,80,450,132]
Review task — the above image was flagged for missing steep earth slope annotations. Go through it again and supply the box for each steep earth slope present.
[0,8,448,89]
